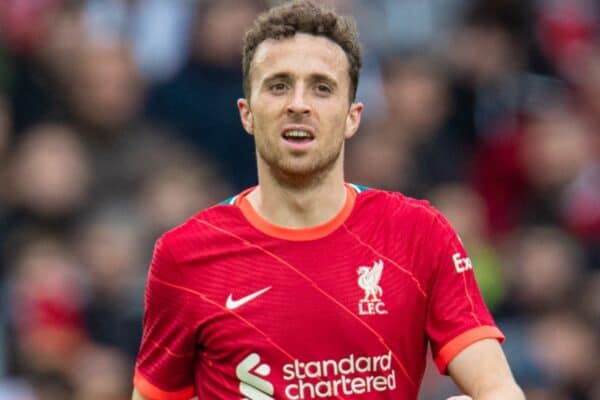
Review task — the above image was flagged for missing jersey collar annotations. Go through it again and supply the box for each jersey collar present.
[236,183,357,241]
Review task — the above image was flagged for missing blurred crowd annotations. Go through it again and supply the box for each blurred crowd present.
[0,0,598,399]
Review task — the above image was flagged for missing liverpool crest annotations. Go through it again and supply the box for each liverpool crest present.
[357,260,388,315]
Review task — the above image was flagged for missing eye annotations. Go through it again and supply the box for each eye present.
[269,82,288,94]
[315,83,332,95]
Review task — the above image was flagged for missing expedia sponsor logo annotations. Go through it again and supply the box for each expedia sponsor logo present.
[282,352,396,399]
[452,253,472,273]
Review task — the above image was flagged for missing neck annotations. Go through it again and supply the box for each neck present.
[247,161,347,229]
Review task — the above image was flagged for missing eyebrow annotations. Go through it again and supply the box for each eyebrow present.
[261,72,338,89]
[262,72,293,85]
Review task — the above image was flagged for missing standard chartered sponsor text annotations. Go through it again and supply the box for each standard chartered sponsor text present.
[282,352,396,399]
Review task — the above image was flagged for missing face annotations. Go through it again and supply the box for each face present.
[238,33,362,182]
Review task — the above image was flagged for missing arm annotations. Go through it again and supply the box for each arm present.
[447,338,525,400]
[132,388,148,400]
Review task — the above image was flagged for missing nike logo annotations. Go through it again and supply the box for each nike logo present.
[226,286,271,310]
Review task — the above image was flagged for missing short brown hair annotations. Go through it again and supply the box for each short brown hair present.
[242,0,362,101]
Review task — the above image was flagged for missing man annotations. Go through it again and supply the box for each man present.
[133,1,524,399]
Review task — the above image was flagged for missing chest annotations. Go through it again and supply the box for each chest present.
[185,237,429,358]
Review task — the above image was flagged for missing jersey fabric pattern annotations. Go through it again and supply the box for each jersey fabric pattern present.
[134,184,504,400]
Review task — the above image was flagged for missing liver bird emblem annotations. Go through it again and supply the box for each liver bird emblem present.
[357,260,384,302]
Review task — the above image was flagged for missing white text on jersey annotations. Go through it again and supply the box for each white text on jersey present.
[452,253,473,273]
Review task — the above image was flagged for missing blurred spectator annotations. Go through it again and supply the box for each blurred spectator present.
[347,54,454,196]
[536,0,598,79]
[0,95,10,158]
[0,45,12,93]
[573,47,600,126]
[380,55,449,147]
[529,312,600,398]
[520,109,593,194]
[346,127,413,191]
[500,226,585,316]
[310,0,470,56]
[67,38,142,138]
[0,0,63,56]
[146,0,264,190]
[579,271,600,328]
[6,233,88,376]
[70,345,132,400]
[6,123,91,224]
[75,206,145,356]
[442,0,560,170]
[448,0,533,84]
[4,1,85,133]
[64,36,196,205]
[83,0,195,83]
[26,369,75,400]
[471,105,595,238]
[0,95,13,240]
[565,49,600,243]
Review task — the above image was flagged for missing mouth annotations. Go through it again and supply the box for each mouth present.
[281,129,315,144]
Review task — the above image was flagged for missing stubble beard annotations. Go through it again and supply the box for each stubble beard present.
[256,138,344,189]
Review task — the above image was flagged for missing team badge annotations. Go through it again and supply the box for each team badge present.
[357,260,388,315]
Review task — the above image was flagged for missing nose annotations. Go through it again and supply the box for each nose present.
[286,86,311,116]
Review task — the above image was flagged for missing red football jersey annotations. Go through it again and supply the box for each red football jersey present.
[134,184,504,399]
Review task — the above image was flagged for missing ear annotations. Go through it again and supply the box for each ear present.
[237,98,254,135]
[344,102,363,139]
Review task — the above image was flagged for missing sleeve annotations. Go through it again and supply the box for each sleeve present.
[133,237,197,400]
[425,213,505,375]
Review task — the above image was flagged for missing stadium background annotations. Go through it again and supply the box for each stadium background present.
[0,0,598,399]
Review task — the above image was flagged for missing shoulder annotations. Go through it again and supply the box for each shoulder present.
[157,198,246,263]
[351,186,459,250]
[354,185,445,225]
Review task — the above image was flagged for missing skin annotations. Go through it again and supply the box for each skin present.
[237,33,363,228]
[132,33,524,400]
[131,390,144,400]
[447,339,525,400]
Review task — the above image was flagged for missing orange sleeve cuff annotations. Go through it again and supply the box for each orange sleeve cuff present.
[133,370,195,400]
[434,325,505,374]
